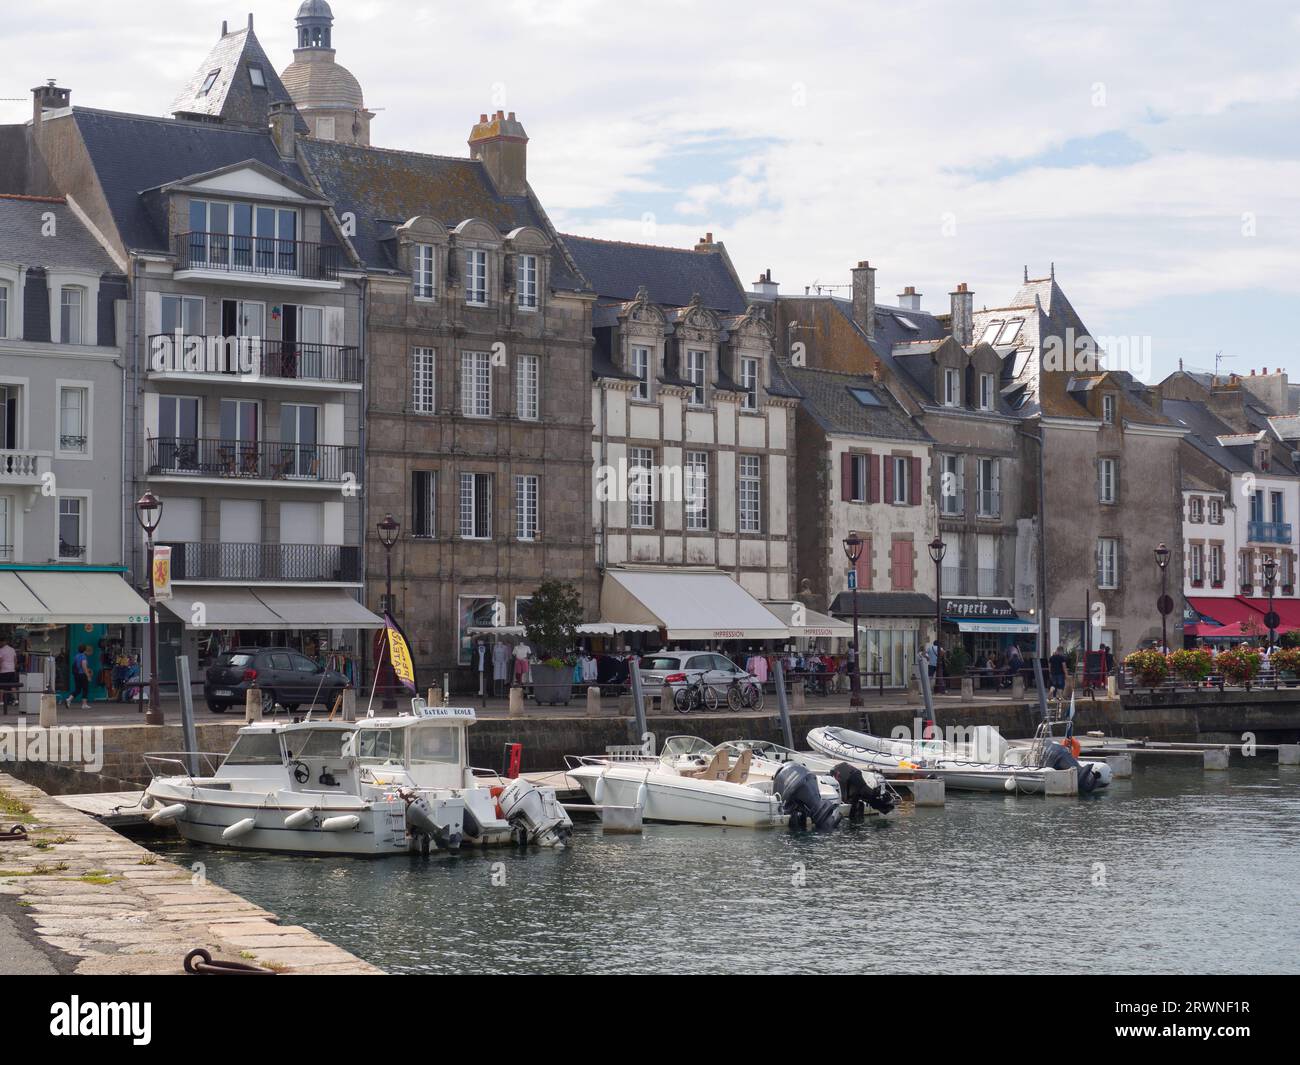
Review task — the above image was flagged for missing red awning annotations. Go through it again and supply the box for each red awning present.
[1187,596,1297,636]
[1186,597,1262,626]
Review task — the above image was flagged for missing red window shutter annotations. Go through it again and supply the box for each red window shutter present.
[892,540,914,590]
[841,452,853,502]
[909,456,921,506]
[883,456,894,504]
[855,536,871,590]
[867,453,878,502]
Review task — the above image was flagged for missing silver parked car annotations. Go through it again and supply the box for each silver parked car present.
[638,651,752,694]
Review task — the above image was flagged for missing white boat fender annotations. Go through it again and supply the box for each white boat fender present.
[593,772,606,805]
[149,803,188,825]
[221,817,256,840]
[635,781,648,812]
[320,814,361,832]
[283,808,315,829]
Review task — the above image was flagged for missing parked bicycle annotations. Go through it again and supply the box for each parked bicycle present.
[726,675,765,711]
[673,672,719,713]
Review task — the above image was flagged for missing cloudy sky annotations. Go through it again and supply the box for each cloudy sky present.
[6,0,1299,381]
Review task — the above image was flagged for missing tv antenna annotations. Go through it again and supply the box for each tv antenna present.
[1214,351,1237,376]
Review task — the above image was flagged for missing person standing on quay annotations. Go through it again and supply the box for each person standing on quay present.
[1049,645,1068,699]
[63,644,93,710]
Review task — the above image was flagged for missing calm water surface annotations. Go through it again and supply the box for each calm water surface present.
[149,763,1300,974]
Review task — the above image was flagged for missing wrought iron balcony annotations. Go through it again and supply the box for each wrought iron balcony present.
[160,541,362,583]
[1247,520,1292,544]
[147,335,362,385]
[173,232,341,282]
[147,437,358,484]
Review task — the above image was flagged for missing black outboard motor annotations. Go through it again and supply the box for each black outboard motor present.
[773,762,842,831]
[831,762,897,817]
[1040,742,1101,794]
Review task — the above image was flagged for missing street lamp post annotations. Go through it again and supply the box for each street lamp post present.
[842,533,864,707]
[1154,542,1172,653]
[1262,555,1278,652]
[929,535,947,697]
[134,491,164,726]
[377,513,400,709]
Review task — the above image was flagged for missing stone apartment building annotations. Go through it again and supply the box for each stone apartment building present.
[562,233,798,641]
[2,16,380,698]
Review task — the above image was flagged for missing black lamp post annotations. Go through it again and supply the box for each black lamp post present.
[1262,554,1277,652]
[134,491,164,725]
[929,535,947,695]
[377,513,400,708]
[842,533,864,707]
[1154,542,1171,653]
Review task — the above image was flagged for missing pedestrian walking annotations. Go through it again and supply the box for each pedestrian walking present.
[63,643,93,710]
[0,636,18,712]
[1049,644,1068,698]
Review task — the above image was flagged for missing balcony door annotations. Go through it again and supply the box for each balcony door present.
[157,395,200,471]
[220,399,261,477]
[280,404,319,479]
[280,501,325,580]
[219,499,262,580]
[281,304,324,379]
[0,385,18,451]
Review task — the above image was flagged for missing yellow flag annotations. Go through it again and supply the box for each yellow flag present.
[384,613,417,694]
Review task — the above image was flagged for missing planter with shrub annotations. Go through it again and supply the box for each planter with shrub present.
[521,579,584,707]
[1168,648,1213,684]
[1125,648,1169,688]
[1215,647,1261,688]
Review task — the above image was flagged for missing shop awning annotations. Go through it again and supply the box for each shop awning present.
[600,569,788,641]
[946,616,1039,635]
[828,591,937,618]
[1186,596,1262,626]
[466,622,660,638]
[764,601,852,638]
[0,569,150,625]
[161,588,383,630]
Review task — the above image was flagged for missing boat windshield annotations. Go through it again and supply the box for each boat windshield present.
[222,732,283,767]
[284,729,354,761]
[356,727,404,766]
[660,736,716,764]
[408,723,460,765]
[719,740,788,762]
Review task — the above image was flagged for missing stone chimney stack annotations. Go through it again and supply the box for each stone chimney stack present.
[752,268,779,299]
[269,100,297,159]
[468,110,529,197]
[851,261,876,340]
[694,232,717,252]
[950,282,974,345]
[31,80,70,133]
[898,285,922,311]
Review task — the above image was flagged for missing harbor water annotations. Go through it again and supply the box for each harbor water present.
[147,763,1300,974]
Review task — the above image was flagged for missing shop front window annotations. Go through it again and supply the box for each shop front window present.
[457,595,499,665]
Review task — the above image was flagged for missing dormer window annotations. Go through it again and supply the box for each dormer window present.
[979,373,994,411]
[1102,393,1116,424]
[60,286,85,345]
[943,367,960,407]
[1209,498,1223,524]
[465,249,488,305]
[200,70,221,96]
[740,356,759,411]
[686,350,707,407]
[247,65,266,89]
[1189,497,1204,523]
[413,244,436,300]
[516,254,538,309]
[631,346,650,400]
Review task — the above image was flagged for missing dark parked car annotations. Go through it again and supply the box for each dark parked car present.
[204,647,348,714]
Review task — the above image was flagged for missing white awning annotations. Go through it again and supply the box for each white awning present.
[763,601,852,638]
[467,622,662,638]
[161,587,383,630]
[948,619,1039,635]
[600,569,788,641]
[0,570,150,625]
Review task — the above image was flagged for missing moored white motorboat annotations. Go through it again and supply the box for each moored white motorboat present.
[566,736,849,828]
[806,724,1112,795]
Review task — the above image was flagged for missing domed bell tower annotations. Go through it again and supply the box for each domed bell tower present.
[280,1,374,145]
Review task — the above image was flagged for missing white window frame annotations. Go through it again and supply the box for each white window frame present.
[848,453,869,504]
[1099,457,1117,504]
[631,346,651,400]
[464,249,488,306]
[412,244,436,300]
[460,351,492,418]
[56,382,92,459]
[515,474,539,541]
[412,347,436,414]
[516,354,539,421]
[1102,393,1116,425]
[516,254,538,309]
[943,367,960,407]
[740,357,759,412]
[1209,497,1223,524]
[979,373,994,411]
[57,493,89,562]
[686,350,707,407]
[1097,538,1119,589]
[739,455,762,533]
[977,457,1000,516]
[411,470,437,539]
[458,472,493,539]
[1210,544,1224,585]
[60,286,85,346]
[0,280,10,340]
[939,453,962,515]
[629,446,656,529]
[1189,496,1203,523]
[685,451,709,531]
[893,455,910,505]
[1190,543,1204,584]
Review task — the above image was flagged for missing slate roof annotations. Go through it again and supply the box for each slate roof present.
[867,300,947,350]
[171,24,304,131]
[0,195,119,273]
[829,591,938,618]
[561,235,746,313]
[785,364,928,442]
[297,139,587,291]
[1165,399,1256,473]
[71,109,307,253]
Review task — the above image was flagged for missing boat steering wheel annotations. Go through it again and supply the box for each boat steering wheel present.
[289,760,310,784]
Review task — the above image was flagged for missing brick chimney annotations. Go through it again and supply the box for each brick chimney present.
[695,232,717,252]
[851,260,876,340]
[31,80,70,133]
[468,110,529,197]
[269,101,297,159]
[898,285,922,311]
[950,283,973,346]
